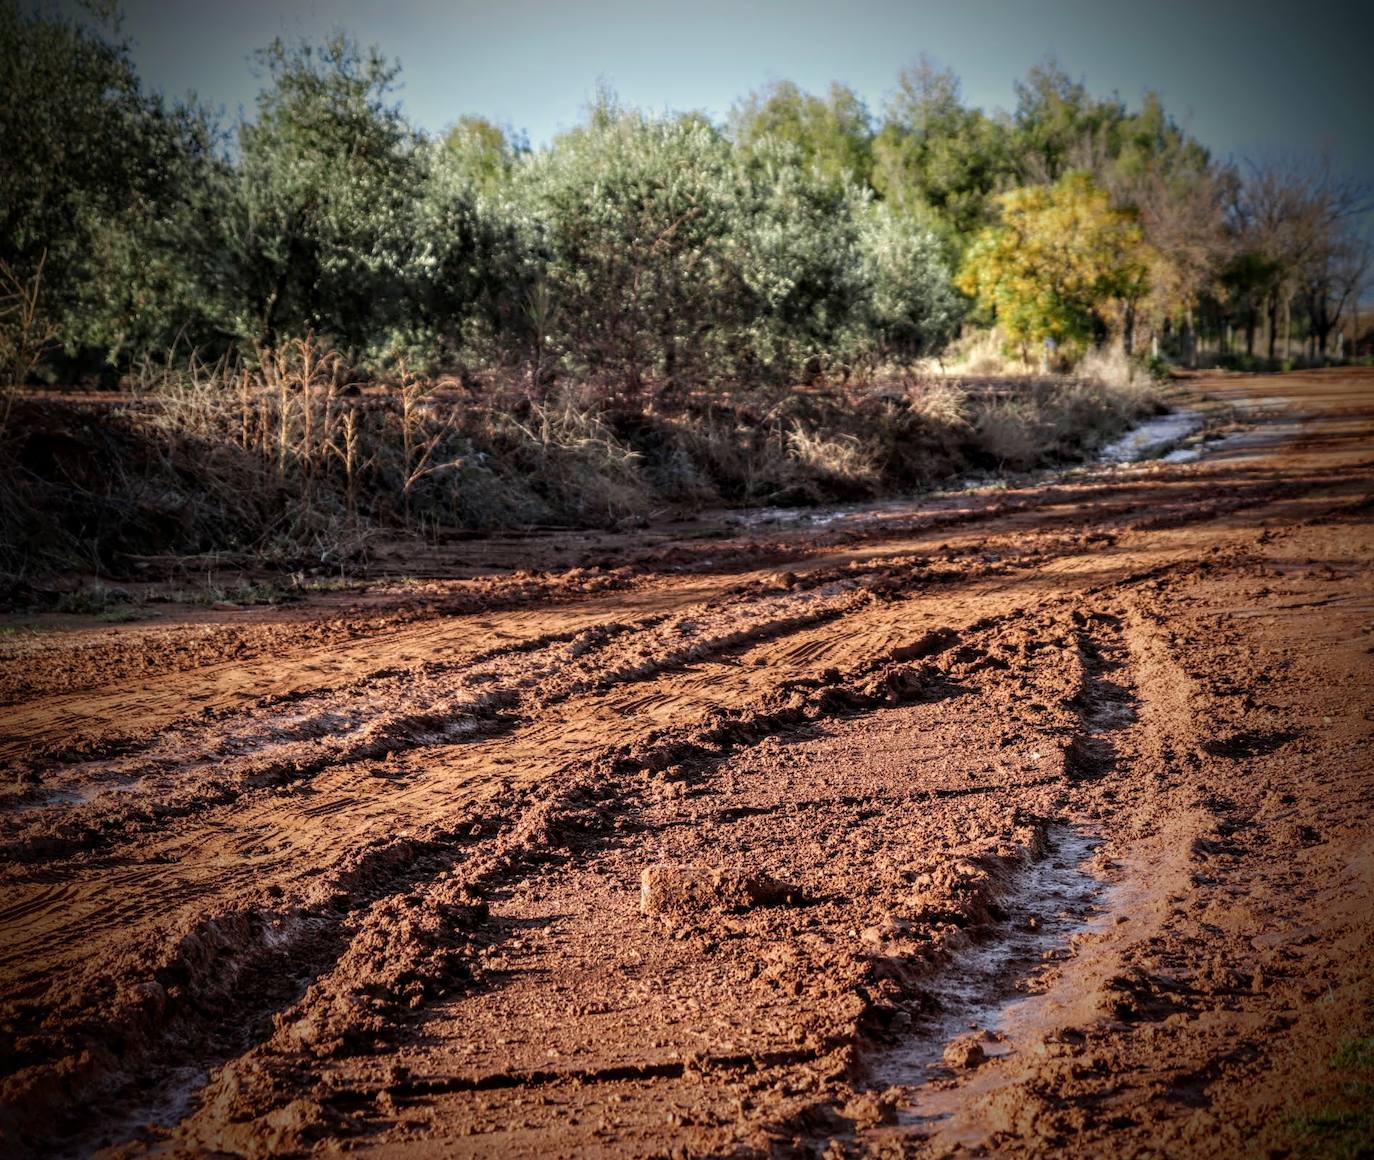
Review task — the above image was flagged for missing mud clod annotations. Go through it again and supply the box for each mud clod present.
[892,627,961,662]
[943,1034,989,1069]
[639,864,804,915]
[844,1091,899,1127]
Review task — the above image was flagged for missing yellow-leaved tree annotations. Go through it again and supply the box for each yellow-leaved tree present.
[956,172,1150,359]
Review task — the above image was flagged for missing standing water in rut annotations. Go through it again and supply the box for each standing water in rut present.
[866,826,1116,1129]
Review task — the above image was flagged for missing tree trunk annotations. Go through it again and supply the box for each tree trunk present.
[1313,292,1332,360]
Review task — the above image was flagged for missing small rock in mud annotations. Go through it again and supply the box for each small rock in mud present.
[640,864,803,915]
[1282,821,1323,846]
[943,1034,988,1069]
[860,912,907,944]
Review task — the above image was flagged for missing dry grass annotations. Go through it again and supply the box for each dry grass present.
[906,379,972,429]
[973,397,1041,469]
[928,329,1160,392]
[935,327,1036,378]
[1076,342,1162,394]
[784,427,881,493]
[0,335,1162,595]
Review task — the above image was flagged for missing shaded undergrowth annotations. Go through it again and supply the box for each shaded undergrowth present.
[0,339,1160,598]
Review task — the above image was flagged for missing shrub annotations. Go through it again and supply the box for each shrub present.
[511,101,746,394]
[857,203,964,363]
[222,36,421,355]
[0,336,1160,591]
[956,173,1148,356]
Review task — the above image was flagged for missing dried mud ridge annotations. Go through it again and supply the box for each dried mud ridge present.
[1,369,1372,1158]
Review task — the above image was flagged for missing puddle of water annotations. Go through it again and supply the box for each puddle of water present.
[725,497,925,530]
[1157,409,1304,465]
[1194,420,1305,463]
[60,1064,212,1159]
[1097,410,1204,464]
[1113,394,1303,466]
[868,825,1112,1125]
[723,408,1227,533]
[5,769,148,813]
[701,394,1304,537]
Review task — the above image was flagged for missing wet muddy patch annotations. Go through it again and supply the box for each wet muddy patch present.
[1163,409,1304,463]
[865,825,1116,1131]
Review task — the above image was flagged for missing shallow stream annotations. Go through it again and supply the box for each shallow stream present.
[1097,410,1205,463]
[726,403,1219,532]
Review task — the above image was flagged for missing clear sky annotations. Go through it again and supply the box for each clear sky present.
[118,0,1371,189]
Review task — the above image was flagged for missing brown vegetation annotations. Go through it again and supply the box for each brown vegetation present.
[0,337,1160,598]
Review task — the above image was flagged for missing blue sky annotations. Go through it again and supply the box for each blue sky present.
[119,0,1370,188]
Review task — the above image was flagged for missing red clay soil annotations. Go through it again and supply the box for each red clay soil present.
[0,369,1371,1159]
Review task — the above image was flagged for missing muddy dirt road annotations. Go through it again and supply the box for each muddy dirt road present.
[1,369,1372,1158]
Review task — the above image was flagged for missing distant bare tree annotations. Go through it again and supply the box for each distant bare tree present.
[1238,156,1370,361]
[1126,166,1233,361]
[1300,216,1370,359]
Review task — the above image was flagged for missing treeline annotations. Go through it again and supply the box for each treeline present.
[1,2,1368,396]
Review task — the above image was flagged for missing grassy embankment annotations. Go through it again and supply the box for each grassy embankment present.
[0,338,1162,604]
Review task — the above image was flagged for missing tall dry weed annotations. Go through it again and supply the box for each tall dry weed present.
[972,397,1041,469]
[906,379,970,429]
[784,426,880,492]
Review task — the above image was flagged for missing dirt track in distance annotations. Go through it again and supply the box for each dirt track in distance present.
[1,369,1371,1158]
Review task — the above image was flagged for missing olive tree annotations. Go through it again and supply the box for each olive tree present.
[221,35,420,355]
[513,100,748,394]
[729,135,873,379]
[856,203,963,363]
[0,1,224,368]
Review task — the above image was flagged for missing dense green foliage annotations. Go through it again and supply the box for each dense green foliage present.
[226,37,420,352]
[1,2,1366,389]
[0,0,223,366]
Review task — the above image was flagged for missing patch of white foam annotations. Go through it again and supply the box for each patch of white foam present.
[6,770,146,812]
